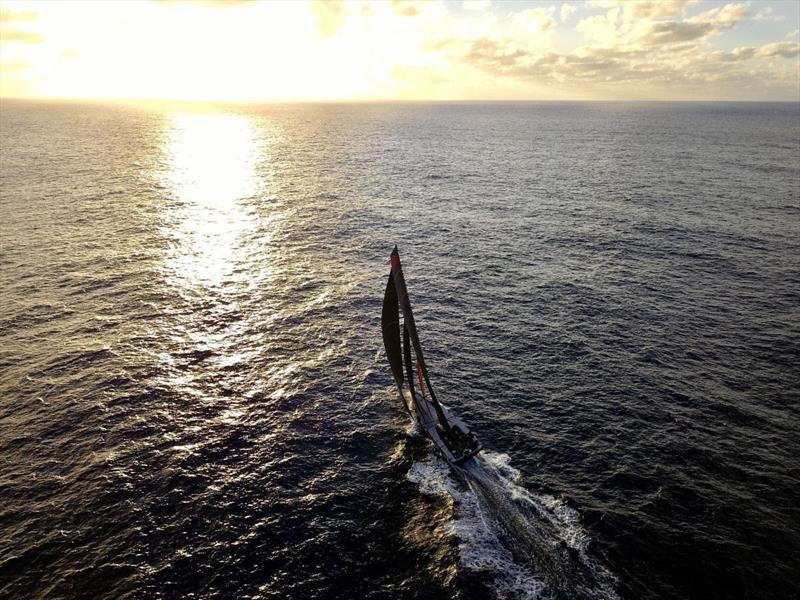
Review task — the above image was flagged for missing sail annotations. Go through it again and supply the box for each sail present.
[381,273,404,394]
[389,246,452,432]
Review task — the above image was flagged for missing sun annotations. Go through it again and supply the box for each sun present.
[0,0,411,102]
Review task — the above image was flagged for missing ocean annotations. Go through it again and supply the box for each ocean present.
[0,100,798,599]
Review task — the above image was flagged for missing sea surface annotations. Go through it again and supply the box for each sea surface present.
[1,100,798,600]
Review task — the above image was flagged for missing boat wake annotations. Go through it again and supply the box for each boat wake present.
[407,449,619,600]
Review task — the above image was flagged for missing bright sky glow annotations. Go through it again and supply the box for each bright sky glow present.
[0,0,798,101]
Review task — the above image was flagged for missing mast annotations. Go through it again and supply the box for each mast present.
[389,246,452,432]
[403,325,416,397]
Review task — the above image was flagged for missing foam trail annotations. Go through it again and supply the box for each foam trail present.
[407,456,548,600]
[407,450,619,600]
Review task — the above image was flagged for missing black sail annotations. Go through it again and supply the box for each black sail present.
[381,273,404,394]
[389,246,451,432]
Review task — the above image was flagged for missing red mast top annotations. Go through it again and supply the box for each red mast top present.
[390,245,401,271]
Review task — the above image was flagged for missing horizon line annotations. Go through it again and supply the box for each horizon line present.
[2,96,799,106]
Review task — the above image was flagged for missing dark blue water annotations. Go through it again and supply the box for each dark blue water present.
[1,100,798,599]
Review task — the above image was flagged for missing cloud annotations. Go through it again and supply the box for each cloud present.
[686,3,749,27]
[575,10,620,45]
[756,41,800,58]
[633,2,750,47]
[710,46,756,61]
[463,0,491,11]
[460,37,528,70]
[0,6,42,45]
[588,0,695,21]
[642,20,715,45]
[436,1,799,99]
[577,2,751,49]
[391,0,424,17]
[706,43,800,63]
[513,6,557,32]
[452,38,656,85]
[1,29,45,44]
[311,0,348,37]
[0,60,32,72]
[0,8,37,24]
[560,3,577,23]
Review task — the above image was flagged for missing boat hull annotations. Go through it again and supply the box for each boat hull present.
[401,389,482,472]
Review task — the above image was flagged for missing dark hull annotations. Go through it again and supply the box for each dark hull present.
[401,389,482,476]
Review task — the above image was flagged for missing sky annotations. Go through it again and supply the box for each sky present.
[0,0,798,102]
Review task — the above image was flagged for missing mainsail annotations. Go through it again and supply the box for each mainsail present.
[381,273,404,395]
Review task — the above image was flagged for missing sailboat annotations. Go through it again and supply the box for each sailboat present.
[382,246,482,469]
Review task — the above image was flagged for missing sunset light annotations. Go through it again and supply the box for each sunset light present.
[1,0,798,102]
[1,2,799,599]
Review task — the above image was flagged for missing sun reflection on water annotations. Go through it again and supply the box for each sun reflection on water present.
[160,112,263,290]
[154,110,279,421]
